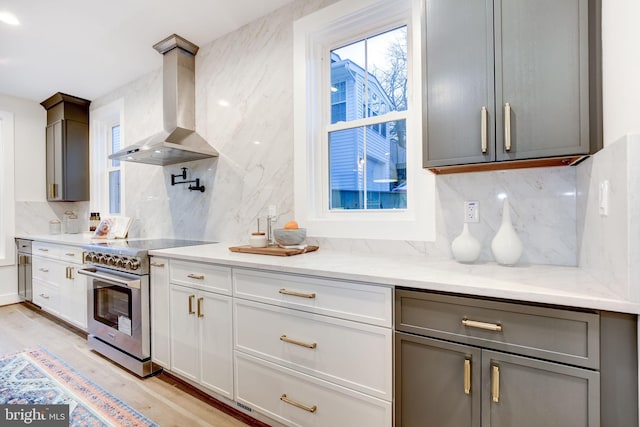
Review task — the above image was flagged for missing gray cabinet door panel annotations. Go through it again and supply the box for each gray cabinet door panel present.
[396,332,481,427]
[481,350,600,427]
[423,0,495,167]
[494,0,590,160]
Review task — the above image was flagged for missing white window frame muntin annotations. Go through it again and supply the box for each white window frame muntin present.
[294,0,435,241]
[0,110,15,266]
[90,99,125,217]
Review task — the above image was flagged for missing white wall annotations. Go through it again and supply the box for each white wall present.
[0,94,45,305]
[602,0,640,145]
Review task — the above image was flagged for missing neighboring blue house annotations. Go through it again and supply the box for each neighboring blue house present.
[329,52,406,210]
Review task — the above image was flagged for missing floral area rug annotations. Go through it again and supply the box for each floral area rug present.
[0,346,158,426]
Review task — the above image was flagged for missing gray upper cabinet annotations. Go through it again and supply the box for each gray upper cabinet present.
[41,93,91,201]
[423,0,599,171]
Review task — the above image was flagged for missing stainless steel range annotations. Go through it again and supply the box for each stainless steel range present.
[79,239,212,377]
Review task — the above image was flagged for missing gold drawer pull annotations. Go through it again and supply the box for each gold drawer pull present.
[39,268,49,273]
[280,335,317,349]
[38,248,49,252]
[464,359,471,395]
[280,394,317,413]
[492,364,500,403]
[462,319,502,332]
[188,295,195,314]
[279,288,316,299]
[39,294,50,300]
[197,297,204,318]
[187,273,205,280]
[65,252,75,256]
[151,262,165,267]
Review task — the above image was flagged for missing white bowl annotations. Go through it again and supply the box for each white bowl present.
[274,228,306,246]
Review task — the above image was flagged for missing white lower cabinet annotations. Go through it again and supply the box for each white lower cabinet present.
[150,257,171,369]
[233,268,393,426]
[234,298,392,400]
[235,352,392,427]
[32,242,87,330]
[169,283,233,399]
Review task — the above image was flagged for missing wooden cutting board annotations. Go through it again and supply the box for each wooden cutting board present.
[228,245,319,256]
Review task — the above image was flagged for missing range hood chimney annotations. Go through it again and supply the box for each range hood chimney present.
[109,34,218,166]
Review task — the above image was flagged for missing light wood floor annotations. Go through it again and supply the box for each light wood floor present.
[0,303,252,427]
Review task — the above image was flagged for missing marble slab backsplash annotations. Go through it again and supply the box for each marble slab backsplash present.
[16,201,90,236]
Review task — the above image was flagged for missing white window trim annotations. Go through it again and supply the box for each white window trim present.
[90,99,125,216]
[293,0,435,241]
[0,110,15,266]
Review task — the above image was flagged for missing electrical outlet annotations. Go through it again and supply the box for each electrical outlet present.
[599,180,609,216]
[268,205,277,217]
[464,201,479,223]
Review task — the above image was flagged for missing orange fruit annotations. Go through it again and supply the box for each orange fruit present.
[284,221,299,230]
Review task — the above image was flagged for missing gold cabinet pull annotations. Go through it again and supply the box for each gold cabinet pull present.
[279,288,316,299]
[40,293,50,300]
[481,106,488,154]
[48,183,57,199]
[188,295,196,314]
[197,297,204,318]
[280,394,317,413]
[462,319,502,332]
[504,102,512,151]
[151,262,165,267]
[280,335,317,349]
[39,268,49,273]
[38,248,49,252]
[492,364,500,403]
[68,267,74,280]
[65,252,75,257]
[187,273,205,280]
[464,359,471,395]
[65,267,70,279]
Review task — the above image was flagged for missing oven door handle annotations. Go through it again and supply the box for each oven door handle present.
[78,268,141,289]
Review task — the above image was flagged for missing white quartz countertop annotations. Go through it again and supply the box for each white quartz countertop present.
[149,243,640,315]
[21,234,637,313]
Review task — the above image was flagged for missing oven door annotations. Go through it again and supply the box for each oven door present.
[79,267,149,360]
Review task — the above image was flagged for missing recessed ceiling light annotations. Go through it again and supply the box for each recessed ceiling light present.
[0,11,20,26]
[218,99,230,107]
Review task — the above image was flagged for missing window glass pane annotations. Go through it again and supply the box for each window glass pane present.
[330,26,407,124]
[329,119,406,211]
[111,125,120,167]
[109,170,120,214]
[367,27,408,113]
[329,127,364,209]
[331,40,365,122]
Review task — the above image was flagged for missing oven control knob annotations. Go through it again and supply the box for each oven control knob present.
[107,256,116,266]
[115,258,124,268]
[99,255,108,265]
[85,252,94,262]
[124,259,133,270]
[130,259,141,271]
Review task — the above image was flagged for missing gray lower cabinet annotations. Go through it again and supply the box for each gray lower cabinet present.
[395,289,637,427]
[423,0,598,170]
[396,333,598,427]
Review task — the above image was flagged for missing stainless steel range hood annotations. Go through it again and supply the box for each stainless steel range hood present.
[110,34,218,166]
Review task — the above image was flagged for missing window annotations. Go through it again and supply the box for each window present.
[108,124,121,214]
[293,0,435,241]
[0,110,15,266]
[328,27,407,210]
[91,99,125,217]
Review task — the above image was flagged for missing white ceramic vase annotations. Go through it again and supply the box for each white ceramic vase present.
[451,223,482,263]
[491,199,523,266]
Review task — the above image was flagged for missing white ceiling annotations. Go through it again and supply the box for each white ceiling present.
[0,0,296,102]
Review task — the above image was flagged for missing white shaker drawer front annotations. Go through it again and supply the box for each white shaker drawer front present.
[32,279,59,315]
[170,260,232,295]
[32,257,62,282]
[234,299,392,401]
[33,242,84,264]
[235,352,392,427]
[233,269,392,327]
